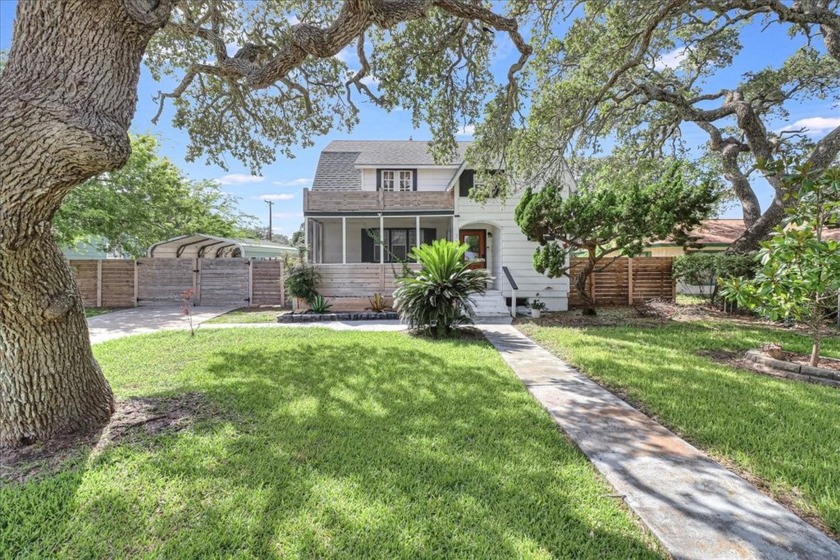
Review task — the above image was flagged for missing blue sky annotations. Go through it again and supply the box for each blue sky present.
[1,3,837,235]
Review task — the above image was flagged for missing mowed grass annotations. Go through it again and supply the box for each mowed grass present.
[1,329,663,559]
[84,307,112,318]
[204,307,284,323]
[520,320,840,536]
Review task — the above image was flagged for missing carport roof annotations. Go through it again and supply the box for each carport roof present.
[148,234,297,259]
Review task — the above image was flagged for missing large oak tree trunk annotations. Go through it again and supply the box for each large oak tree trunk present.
[0,0,171,447]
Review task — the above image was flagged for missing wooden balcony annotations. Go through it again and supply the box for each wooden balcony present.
[304,189,454,214]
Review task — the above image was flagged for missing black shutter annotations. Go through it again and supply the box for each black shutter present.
[458,169,474,197]
[361,229,374,262]
[422,228,437,244]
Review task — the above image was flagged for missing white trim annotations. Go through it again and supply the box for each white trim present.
[341,217,347,264]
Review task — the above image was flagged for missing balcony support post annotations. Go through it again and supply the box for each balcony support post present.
[342,216,347,265]
[415,215,421,254]
[379,214,385,265]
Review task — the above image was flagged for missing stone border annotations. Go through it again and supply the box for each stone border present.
[278,312,399,323]
[745,350,840,384]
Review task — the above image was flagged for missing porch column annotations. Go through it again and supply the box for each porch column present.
[304,217,309,261]
[415,215,421,253]
[451,216,458,242]
[342,216,347,264]
[379,213,385,265]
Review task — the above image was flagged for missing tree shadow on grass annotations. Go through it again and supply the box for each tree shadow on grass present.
[3,334,665,559]
[527,322,840,538]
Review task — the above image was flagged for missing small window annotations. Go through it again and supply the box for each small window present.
[380,170,413,191]
[391,230,408,260]
[381,170,395,191]
[398,170,413,192]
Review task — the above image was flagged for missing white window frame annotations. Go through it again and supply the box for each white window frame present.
[381,170,395,191]
[398,170,413,192]
[380,169,413,192]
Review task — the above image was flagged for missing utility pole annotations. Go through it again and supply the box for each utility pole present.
[265,199,273,241]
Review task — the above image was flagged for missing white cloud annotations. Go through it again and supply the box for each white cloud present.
[360,74,379,86]
[271,177,311,187]
[217,173,265,185]
[335,46,353,63]
[780,116,840,135]
[654,47,688,71]
[274,212,303,219]
[457,125,475,137]
[287,14,300,25]
[256,193,296,201]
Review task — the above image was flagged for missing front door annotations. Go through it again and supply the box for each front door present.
[459,229,486,269]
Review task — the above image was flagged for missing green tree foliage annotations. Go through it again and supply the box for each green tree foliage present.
[54,134,256,258]
[722,163,840,366]
[672,252,758,302]
[515,160,719,314]
[473,1,840,251]
[394,240,490,337]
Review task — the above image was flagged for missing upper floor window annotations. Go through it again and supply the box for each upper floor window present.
[381,170,413,192]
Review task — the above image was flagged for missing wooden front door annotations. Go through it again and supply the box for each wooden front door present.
[459,229,486,269]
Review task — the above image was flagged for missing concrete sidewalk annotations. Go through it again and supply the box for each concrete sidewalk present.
[480,324,840,560]
[87,306,237,344]
[203,320,407,332]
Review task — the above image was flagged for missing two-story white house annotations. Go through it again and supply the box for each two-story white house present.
[302,140,569,317]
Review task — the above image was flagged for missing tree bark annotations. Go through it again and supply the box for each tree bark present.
[0,0,171,447]
[575,251,597,316]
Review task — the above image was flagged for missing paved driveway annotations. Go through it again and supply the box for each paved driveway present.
[87,306,237,344]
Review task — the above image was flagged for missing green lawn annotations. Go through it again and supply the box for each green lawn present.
[520,320,840,537]
[1,329,662,559]
[84,308,112,318]
[205,307,284,323]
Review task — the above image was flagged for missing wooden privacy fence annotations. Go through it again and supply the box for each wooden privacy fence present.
[568,257,675,306]
[68,258,285,308]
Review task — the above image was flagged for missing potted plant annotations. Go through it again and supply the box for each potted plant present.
[529,297,547,318]
[284,261,320,312]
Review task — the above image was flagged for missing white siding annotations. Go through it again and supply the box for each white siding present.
[359,167,457,191]
[455,190,570,311]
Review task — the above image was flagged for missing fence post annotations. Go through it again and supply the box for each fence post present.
[248,258,254,307]
[627,258,634,305]
[195,258,202,306]
[280,261,285,307]
[96,260,103,308]
[671,257,677,302]
[133,260,139,307]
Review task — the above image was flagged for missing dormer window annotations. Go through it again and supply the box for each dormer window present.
[380,169,414,192]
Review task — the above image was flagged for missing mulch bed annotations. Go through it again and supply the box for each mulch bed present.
[698,350,840,389]
[1,392,213,484]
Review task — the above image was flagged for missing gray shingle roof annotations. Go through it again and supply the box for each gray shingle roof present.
[311,140,472,190]
[311,151,362,191]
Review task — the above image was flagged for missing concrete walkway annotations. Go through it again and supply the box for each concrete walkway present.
[87,306,237,344]
[204,320,407,332]
[480,324,840,560]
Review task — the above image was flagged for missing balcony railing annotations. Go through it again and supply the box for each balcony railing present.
[304,189,454,213]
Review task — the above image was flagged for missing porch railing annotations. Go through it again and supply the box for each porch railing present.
[502,266,518,318]
[314,263,421,297]
[304,189,454,213]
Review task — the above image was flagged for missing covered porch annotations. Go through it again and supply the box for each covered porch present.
[305,214,454,265]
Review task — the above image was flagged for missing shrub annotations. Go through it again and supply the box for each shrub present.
[309,295,331,313]
[367,293,390,313]
[394,239,490,337]
[285,261,320,303]
[673,252,757,301]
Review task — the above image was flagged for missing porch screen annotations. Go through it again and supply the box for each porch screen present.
[361,228,437,263]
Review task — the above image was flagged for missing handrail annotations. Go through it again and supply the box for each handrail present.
[502,266,518,318]
[502,266,518,290]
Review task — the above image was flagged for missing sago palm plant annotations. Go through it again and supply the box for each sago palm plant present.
[394,239,490,337]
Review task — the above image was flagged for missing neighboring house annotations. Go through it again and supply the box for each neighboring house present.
[62,236,113,260]
[303,140,570,316]
[646,218,840,257]
[645,219,747,257]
